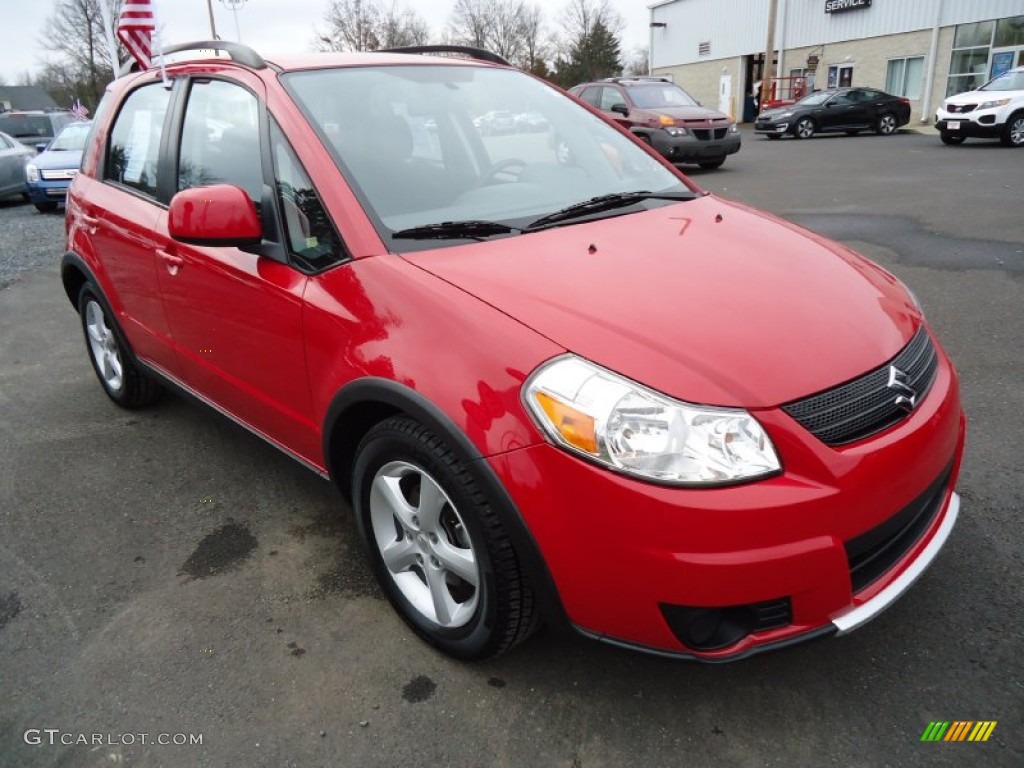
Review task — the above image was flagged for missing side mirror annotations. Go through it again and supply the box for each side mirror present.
[168,184,262,246]
[611,103,629,116]
[36,143,48,153]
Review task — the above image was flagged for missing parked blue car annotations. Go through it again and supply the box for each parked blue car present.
[25,121,91,212]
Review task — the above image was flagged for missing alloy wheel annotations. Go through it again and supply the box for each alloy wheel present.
[796,119,814,139]
[369,460,480,628]
[878,114,897,135]
[85,300,124,392]
[1010,117,1024,146]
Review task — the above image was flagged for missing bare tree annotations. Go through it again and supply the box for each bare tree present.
[448,0,551,70]
[38,0,124,107]
[318,0,429,52]
[379,2,431,49]
[623,46,649,78]
[449,0,492,49]
[560,0,624,41]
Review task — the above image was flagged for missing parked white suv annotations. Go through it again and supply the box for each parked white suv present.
[936,66,1024,147]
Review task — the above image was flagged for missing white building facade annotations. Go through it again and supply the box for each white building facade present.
[649,0,1024,123]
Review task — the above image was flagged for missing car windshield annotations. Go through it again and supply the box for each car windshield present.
[283,65,691,248]
[48,122,91,151]
[796,92,833,106]
[627,84,699,108]
[0,114,53,139]
[978,70,1024,92]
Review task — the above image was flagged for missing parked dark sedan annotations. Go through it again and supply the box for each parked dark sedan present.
[755,88,911,139]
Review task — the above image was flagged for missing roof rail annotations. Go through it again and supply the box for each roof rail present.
[600,75,673,84]
[380,45,510,67]
[118,40,267,76]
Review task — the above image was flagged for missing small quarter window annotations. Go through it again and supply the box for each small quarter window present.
[105,83,171,198]
[270,120,348,271]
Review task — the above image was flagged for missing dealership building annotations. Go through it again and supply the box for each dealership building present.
[648,0,1024,123]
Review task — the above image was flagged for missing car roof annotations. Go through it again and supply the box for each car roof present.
[265,51,499,71]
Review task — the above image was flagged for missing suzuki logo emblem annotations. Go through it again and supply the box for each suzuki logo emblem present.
[887,366,917,412]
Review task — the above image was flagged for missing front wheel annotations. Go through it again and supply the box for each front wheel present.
[794,117,815,139]
[940,131,966,145]
[78,284,162,408]
[35,201,58,213]
[698,158,725,170]
[352,417,538,660]
[875,113,898,135]
[1001,114,1024,147]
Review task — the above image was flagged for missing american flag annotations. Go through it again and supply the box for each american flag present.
[117,1,156,70]
[71,99,89,121]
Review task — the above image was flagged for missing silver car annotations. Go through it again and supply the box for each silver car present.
[0,130,35,201]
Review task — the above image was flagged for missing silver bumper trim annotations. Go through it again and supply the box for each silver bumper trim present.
[831,491,959,635]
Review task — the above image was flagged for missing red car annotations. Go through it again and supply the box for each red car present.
[63,42,964,661]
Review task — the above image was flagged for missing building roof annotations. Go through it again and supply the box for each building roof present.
[0,86,60,112]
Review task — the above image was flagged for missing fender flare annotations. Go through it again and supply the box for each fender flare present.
[322,377,569,631]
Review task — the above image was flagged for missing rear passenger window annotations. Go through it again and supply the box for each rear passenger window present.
[270,120,347,271]
[177,79,263,205]
[105,83,171,199]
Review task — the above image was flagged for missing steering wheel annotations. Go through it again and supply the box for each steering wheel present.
[481,158,527,185]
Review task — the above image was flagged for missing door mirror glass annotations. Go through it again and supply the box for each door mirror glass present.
[168,184,262,245]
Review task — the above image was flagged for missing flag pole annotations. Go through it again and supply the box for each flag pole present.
[206,0,219,39]
[97,0,121,77]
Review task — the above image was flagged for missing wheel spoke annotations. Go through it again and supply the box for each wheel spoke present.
[87,323,104,344]
[433,540,478,587]
[425,564,455,625]
[380,536,419,574]
[108,352,122,379]
[416,475,447,532]
[373,474,418,530]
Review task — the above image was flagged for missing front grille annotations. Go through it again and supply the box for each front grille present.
[782,326,938,446]
[845,465,952,593]
[40,169,76,180]
[692,129,709,140]
[690,127,730,141]
[947,104,976,114]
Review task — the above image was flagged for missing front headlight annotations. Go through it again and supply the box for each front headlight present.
[25,163,39,183]
[523,356,781,486]
[779,111,793,118]
[729,123,739,133]
[978,97,1011,110]
[664,126,688,137]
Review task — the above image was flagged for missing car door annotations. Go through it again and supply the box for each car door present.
[821,91,858,130]
[0,133,19,195]
[153,74,320,463]
[73,81,180,374]
[597,86,632,129]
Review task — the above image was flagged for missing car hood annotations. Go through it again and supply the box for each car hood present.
[33,149,83,170]
[945,89,1024,105]
[405,196,919,408]
[650,105,729,122]
[758,106,800,119]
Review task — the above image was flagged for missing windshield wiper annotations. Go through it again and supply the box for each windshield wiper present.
[524,190,694,231]
[391,220,516,241]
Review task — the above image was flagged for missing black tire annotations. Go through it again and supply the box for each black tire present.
[21,193,30,202]
[352,416,538,660]
[794,117,815,139]
[875,113,898,135]
[1000,113,1024,147]
[698,159,725,170]
[940,131,966,145]
[845,130,861,136]
[77,284,162,408]
[35,201,58,213]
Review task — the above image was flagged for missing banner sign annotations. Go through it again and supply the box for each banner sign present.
[826,0,872,13]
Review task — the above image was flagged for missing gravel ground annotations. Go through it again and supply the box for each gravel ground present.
[0,199,65,289]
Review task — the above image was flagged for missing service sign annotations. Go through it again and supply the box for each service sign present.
[825,0,872,13]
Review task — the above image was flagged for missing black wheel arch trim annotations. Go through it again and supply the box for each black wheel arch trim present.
[323,377,570,632]
[61,251,98,309]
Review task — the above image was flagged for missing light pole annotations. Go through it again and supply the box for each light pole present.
[219,0,247,42]
[206,0,219,39]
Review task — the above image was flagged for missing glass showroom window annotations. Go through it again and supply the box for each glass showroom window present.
[947,20,994,96]
[886,56,924,100]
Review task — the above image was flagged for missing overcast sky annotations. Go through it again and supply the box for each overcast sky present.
[0,0,651,83]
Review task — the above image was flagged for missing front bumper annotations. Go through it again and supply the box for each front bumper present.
[647,129,741,163]
[935,107,1007,138]
[489,331,965,660]
[26,178,72,204]
[754,120,791,136]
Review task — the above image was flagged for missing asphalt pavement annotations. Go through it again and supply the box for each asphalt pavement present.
[1,127,1021,767]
